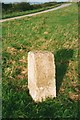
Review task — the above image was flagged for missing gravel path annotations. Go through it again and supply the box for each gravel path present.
[0,3,71,23]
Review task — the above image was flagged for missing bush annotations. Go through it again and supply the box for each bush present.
[12,2,32,11]
[2,3,13,13]
[2,2,32,13]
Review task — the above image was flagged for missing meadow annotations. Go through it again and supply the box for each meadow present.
[2,3,79,119]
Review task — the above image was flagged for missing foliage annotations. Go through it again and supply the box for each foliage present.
[2,3,79,119]
[2,2,31,13]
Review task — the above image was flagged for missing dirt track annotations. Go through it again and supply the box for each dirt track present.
[0,3,71,23]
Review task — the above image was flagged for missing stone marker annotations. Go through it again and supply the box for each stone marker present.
[28,51,56,102]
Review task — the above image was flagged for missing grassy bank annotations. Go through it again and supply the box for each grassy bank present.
[2,3,79,119]
[2,2,63,19]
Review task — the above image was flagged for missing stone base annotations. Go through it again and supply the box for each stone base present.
[28,51,56,102]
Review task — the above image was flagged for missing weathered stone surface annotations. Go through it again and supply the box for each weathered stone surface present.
[28,51,56,102]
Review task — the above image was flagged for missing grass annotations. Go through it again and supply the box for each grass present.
[2,3,79,119]
[2,3,62,19]
[0,18,2,119]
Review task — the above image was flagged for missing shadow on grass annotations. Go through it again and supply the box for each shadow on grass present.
[3,49,75,118]
[55,49,74,94]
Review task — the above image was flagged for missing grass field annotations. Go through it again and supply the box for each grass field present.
[2,3,79,119]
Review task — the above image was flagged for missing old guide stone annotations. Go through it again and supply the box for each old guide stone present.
[28,51,56,102]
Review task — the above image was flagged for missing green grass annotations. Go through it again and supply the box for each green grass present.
[2,3,62,19]
[2,3,79,119]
